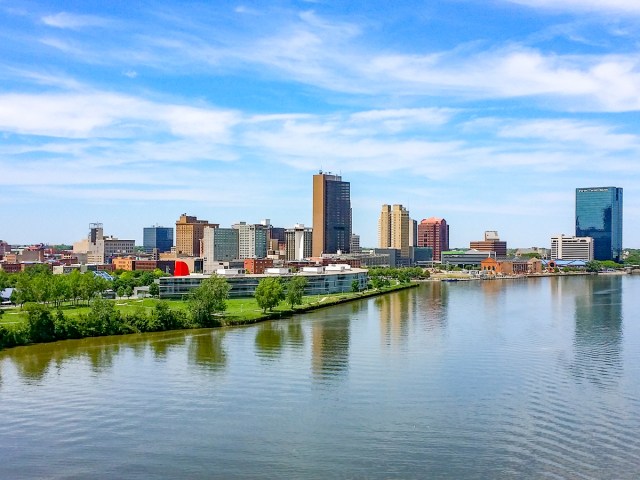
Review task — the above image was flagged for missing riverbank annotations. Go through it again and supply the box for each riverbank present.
[0,283,417,350]
[224,282,418,326]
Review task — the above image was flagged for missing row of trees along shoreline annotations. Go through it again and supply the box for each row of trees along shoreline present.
[0,266,427,350]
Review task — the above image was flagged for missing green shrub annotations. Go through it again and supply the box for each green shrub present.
[0,323,30,349]
[53,309,84,339]
[25,303,56,343]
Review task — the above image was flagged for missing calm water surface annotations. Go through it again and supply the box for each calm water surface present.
[1,275,640,479]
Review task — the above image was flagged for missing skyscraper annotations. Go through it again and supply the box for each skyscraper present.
[417,217,449,262]
[175,214,218,257]
[232,222,268,259]
[285,224,313,261]
[312,172,351,257]
[143,226,174,254]
[378,204,410,258]
[575,187,623,262]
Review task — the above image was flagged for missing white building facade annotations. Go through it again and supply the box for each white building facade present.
[551,235,594,261]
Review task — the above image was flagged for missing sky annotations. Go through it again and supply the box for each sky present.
[2,0,640,249]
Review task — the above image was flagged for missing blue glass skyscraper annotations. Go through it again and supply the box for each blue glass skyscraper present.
[575,187,623,262]
[143,226,174,254]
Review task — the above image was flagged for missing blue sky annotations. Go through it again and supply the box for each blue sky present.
[2,0,640,248]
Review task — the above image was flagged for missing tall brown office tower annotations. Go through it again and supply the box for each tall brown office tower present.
[175,214,218,257]
[312,172,352,257]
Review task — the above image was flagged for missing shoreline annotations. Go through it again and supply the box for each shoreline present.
[0,283,418,351]
[224,282,419,326]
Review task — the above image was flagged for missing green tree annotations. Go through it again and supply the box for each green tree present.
[139,272,154,286]
[255,277,285,313]
[25,303,56,343]
[351,279,360,293]
[188,275,231,327]
[0,270,10,290]
[67,270,82,305]
[87,298,123,336]
[585,260,603,273]
[14,272,35,306]
[79,273,98,305]
[286,276,307,308]
[149,282,160,298]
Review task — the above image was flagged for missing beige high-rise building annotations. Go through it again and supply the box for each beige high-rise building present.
[378,204,410,258]
[175,214,218,257]
[379,204,391,250]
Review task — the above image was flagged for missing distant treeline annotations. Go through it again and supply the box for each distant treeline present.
[0,265,168,306]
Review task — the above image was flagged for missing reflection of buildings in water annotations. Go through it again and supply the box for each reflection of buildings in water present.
[572,276,623,387]
[311,318,350,379]
[378,290,411,348]
[480,279,505,311]
[419,282,448,332]
[188,331,227,373]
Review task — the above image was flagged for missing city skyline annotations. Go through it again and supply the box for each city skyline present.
[2,1,640,247]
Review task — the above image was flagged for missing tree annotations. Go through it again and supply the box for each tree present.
[0,270,10,290]
[149,282,160,298]
[188,275,231,327]
[139,271,154,286]
[25,303,56,343]
[585,260,603,273]
[67,270,82,305]
[286,276,307,308]
[255,277,285,313]
[87,298,123,336]
[351,279,360,293]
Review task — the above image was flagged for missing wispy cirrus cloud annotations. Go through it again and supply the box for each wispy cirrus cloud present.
[504,0,640,14]
[24,8,640,112]
[41,12,112,29]
[0,92,241,140]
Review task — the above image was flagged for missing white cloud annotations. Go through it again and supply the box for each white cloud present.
[0,92,240,140]
[505,0,640,14]
[496,119,639,151]
[28,9,640,112]
[41,12,111,29]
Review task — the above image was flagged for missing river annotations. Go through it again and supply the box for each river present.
[1,275,639,479]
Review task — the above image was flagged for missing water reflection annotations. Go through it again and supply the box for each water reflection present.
[254,320,306,360]
[378,290,411,348]
[0,331,192,383]
[187,330,227,373]
[147,333,187,360]
[255,322,284,359]
[311,316,350,379]
[420,282,449,332]
[571,275,623,387]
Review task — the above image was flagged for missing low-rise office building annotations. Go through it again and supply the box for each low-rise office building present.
[441,249,494,268]
[158,266,369,299]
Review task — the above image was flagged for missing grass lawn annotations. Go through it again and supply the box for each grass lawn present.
[0,284,415,327]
